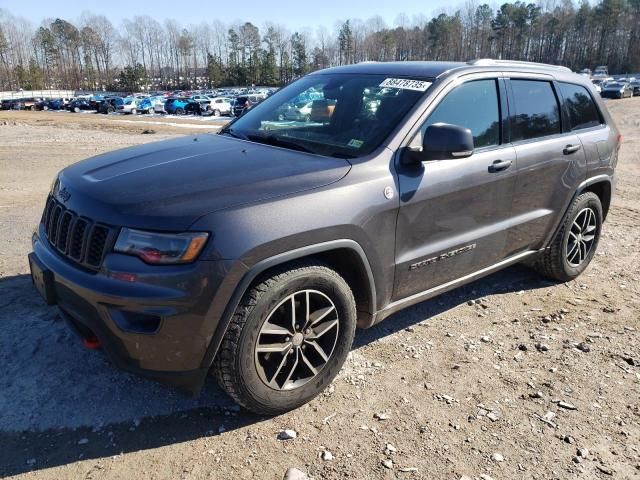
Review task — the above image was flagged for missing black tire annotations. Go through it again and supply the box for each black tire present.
[175,107,184,115]
[533,192,603,282]
[213,262,356,415]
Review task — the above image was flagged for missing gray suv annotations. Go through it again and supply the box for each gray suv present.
[29,59,619,414]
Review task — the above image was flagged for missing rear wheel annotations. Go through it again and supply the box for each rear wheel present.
[73,107,80,113]
[175,107,184,115]
[533,192,602,282]
[213,109,221,117]
[213,262,356,415]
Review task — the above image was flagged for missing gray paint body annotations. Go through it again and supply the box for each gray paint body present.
[30,61,619,391]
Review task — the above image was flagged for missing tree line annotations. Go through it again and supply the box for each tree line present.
[0,0,638,92]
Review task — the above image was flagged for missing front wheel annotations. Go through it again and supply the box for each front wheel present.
[533,192,603,282]
[213,262,356,415]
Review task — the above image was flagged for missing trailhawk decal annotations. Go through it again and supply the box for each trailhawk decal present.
[409,244,477,271]
[379,78,432,92]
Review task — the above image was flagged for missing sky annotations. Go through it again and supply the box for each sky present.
[1,0,457,30]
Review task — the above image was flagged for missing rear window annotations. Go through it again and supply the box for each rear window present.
[558,82,601,131]
[510,80,561,142]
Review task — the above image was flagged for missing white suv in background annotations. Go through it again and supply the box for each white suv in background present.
[206,97,233,116]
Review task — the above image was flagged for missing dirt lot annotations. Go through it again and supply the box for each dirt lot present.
[0,104,639,480]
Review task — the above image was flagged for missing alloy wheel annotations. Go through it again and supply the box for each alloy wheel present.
[566,207,597,267]
[254,289,339,391]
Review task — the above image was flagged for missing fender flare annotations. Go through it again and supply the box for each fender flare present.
[199,239,377,371]
[544,174,613,249]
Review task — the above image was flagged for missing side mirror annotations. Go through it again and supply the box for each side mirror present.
[403,123,474,164]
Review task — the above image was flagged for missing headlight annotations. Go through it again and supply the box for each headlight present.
[114,228,209,264]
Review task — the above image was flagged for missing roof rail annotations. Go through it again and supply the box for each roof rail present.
[467,58,572,72]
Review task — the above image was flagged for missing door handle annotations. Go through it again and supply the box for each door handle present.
[563,144,582,155]
[488,159,512,172]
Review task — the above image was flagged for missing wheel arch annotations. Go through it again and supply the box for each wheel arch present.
[200,240,377,371]
[581,178,612,220]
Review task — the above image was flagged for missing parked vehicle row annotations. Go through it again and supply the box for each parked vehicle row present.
[592,76,640,99]
[1,88,276,118]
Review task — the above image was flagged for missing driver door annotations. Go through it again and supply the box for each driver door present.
[394,76,517,300]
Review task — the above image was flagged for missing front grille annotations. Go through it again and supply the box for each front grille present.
[41,196,115,270]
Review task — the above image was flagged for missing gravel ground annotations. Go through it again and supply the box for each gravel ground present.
[0,103,639,479]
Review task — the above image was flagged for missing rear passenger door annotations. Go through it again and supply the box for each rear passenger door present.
[556,81,612,180]
[505,76,587,256]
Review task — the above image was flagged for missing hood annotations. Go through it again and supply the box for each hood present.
[58,134,351,230]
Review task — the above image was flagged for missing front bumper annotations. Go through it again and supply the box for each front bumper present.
[30,225,235,392]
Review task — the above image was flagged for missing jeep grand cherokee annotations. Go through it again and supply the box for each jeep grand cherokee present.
[29,59,619,414]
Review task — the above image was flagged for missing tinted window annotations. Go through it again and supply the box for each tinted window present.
[421,79,500,149]
[558,82,601,130]
[510,80,561,141]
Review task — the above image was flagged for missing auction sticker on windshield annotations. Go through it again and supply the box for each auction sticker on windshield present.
[379,78,432,91]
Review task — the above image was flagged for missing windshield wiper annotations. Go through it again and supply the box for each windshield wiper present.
[246,133,315,154]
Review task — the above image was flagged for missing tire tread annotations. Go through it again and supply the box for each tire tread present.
[534,191,601,282]
[213,261,355,414]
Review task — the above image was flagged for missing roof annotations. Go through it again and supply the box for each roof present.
[313,61,464,78]
[313,59,573,79]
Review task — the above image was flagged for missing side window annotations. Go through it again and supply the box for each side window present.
[419,79,500,149]
[510,80,561,141]
[558,82,601,130]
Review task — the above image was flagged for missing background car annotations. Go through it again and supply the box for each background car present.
[98,97,123,114]
[116,97,143,114]
[10,99,26,110]
[138,96,166,114]
[38,98,69,111]
[22,98,42,110]
[283,101,314,122]
[66,99,94,112]
[232,94,265,117]
[601,81,633,99]
[206,97,233,116]
[164,97,190,115]
[184,99,209,115]
[629,80,640,96]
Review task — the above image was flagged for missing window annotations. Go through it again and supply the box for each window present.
[225,73,431,158]
[419,79,500,149]
[558,82,601,130]
[510,80,561,141]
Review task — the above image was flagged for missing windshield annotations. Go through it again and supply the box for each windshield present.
[222,73,432,158]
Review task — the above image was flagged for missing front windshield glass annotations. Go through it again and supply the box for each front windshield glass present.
[223,73,432,158]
